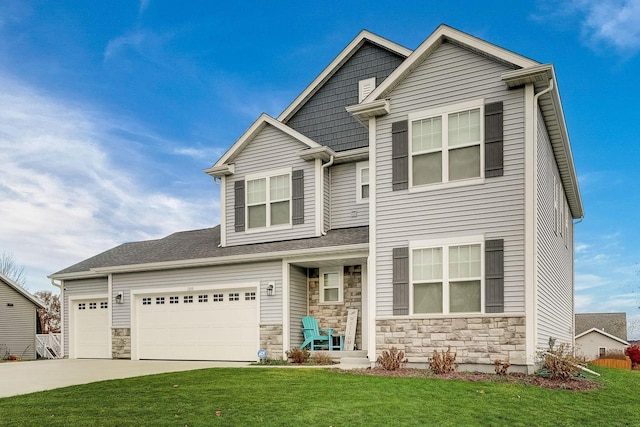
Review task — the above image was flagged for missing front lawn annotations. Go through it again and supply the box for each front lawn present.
[0,367,638,426]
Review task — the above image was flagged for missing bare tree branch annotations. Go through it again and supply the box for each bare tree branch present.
[0,251,27,288]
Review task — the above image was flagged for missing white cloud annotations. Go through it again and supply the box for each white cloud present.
[173,146,225,162]
[571,0,640,54]
[139,0,150,14]
[0,73,216,291]
[575,273,610,290]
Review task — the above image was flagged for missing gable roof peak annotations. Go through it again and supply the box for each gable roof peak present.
[209,113,321,171]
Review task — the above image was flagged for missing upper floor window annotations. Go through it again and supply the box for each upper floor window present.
[246,168,291,230]
[409,100,484,188]
[411,237,483,315]
[356,161,369,203]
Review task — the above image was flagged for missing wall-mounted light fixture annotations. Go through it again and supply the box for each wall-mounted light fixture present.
[115,292,124,304]
[266,282,275,296]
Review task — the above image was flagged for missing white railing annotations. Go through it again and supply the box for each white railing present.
[36,333,62,359]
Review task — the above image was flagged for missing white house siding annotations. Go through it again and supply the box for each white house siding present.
[330,163,369,229]
[535,108,574,348]
[111,261,282,328]
[225,124,316,246]
[289,265,308,348]
[576,331,627,361]
[375,41,526,316]
[0,281,38,360]
[62,277,108,357]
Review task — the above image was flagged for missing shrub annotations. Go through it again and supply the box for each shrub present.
[376,347,407,371]
[494,359,511,375]
[312,352,335,365]
[538,341,585,380]
[286,347,310,364]
[625,345,640,367]
[429,346,458,374]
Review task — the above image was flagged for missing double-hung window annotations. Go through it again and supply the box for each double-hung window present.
[319,267,343,304]
[411,237,483,314]
[246,168,291,229]
[356,161,369,203]
[410,100,483,188]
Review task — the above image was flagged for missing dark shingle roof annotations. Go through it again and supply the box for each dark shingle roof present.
[53,226,368,275]
[575,313,627,341]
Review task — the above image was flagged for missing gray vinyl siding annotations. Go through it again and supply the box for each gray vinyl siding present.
[225,124,316,246]
[323,169,330,233]
[330,163,369,229]
[289,266,308,348]
[287,41,405,152]
[0,281,38,360]
[535,108,574,347]
[375,41,526,316]
[111,261,282,328]
[63,277,108,357]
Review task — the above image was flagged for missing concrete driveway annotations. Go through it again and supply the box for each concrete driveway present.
[0,359,248,398]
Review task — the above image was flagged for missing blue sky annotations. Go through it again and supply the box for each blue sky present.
[1,1,639,338]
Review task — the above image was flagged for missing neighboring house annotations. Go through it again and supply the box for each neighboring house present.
[0,273,45,360]
[50,24,582,372]
[575,313,629,360]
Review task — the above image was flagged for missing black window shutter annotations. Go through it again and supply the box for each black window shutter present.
[485,102,504,178]
[234,180,245,232]
[292,169,304,225]
[392,247,409,315]
[392,120,409,190]
[485,239,504,313]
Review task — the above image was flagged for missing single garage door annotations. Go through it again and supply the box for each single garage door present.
[73,298,110,359]
[136,288,258,361]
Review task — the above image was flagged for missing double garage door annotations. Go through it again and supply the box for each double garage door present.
[73,287,258,361]
[135,288,258,361]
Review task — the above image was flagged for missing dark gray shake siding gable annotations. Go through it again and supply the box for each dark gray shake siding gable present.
[286,41,406,152]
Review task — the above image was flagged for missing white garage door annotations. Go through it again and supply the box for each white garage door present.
[135,288,258,361]
[73,299,110,359]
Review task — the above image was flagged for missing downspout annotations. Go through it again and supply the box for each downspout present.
[320,155,335,235]
[530,79,554,362]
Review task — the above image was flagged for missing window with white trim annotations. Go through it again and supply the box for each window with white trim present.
[356,161,369,203]
[410,101,483,187]
[213,293,224,302]
[89,302,97,310]
[411,239,483,314]
[183,295,193,304]
[319,267,343,304]
[599,347,606,358]
[156,297,165,305]
[229,293,240,301]
[169,296,179,304]
[198,294,208,303]
[246,169,291,229]
[142,297,151,305]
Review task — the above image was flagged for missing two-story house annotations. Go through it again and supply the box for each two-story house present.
[50,24,582,372]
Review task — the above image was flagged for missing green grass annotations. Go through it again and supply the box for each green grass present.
[0,367,638,426]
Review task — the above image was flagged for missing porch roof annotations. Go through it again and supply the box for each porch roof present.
[50,226,369,278]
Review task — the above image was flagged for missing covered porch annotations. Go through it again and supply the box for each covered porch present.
[283,252,370,361]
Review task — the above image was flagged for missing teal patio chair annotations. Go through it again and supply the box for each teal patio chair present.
[300,316,333,350]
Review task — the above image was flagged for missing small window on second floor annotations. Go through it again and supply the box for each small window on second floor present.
[356,161,369,203]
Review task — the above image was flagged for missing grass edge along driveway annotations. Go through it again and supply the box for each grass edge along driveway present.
[0,367,638,426]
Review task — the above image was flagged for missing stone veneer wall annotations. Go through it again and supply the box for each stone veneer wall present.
[308,265,362,350]
[112,328,131,359]
[260,324,283,360]
[376,316,526,365]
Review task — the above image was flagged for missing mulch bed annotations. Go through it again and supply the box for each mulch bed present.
[344,368,600,391]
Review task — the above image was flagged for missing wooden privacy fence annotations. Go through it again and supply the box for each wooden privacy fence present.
[591,357,631,370]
